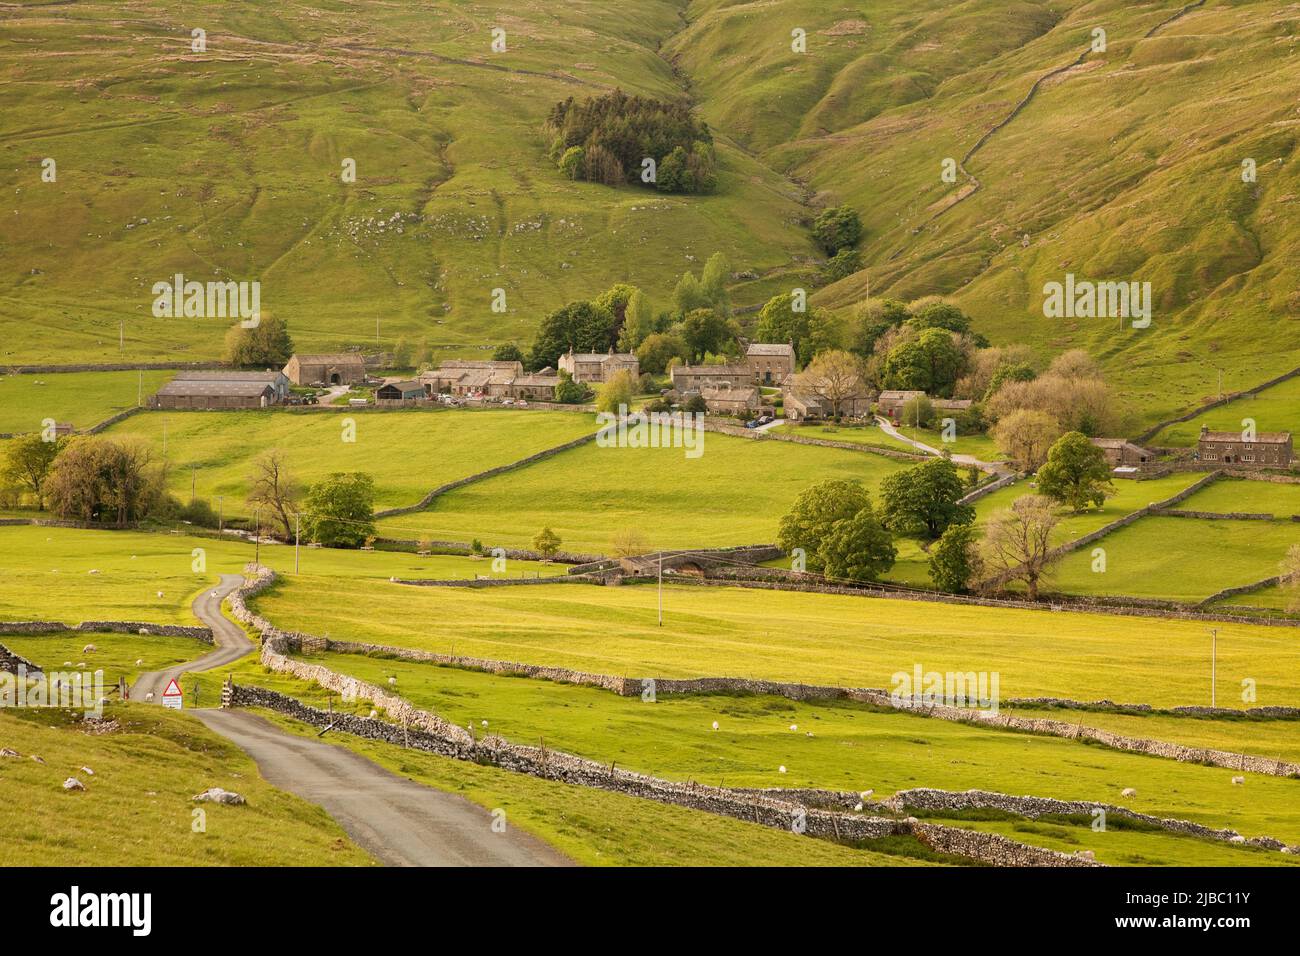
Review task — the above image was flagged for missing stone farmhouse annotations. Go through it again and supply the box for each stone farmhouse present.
[877,389,927,421]
[781,387,874,421]
[558,347,638,384]
[375,379,425,402]
[1196,426,1293,468]
[283,352,367,386]
[746,343,795,386]
[700,384,760,416]
[671,363,751,394]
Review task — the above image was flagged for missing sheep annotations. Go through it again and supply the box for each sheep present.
[1231,776,1245,785]
[778,765,787,774]
[156,591,164,598]
[788,724,798,731]
[82,644,96,655]
[711,721,719,730]
[145,692,154,702]
[1121,787,1137,797]
[860,789,874,800]
[853,802,864,812]
[135,659,144,667]
[387,676,397,685]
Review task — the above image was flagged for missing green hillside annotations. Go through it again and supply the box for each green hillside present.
[3,0,1299,426]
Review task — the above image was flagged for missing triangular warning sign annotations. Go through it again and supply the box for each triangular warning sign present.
[162,679,182,698]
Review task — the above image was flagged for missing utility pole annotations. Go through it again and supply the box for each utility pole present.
[1210,628,1217,708]
[657,552,663,626]
[216,496,223,533]
[294,512,301,574]
[137,370,142,407]
[119,321,124,353]
[190,467,196,503]
[254,506,261,569]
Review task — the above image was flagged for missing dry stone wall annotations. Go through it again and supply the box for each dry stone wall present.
[0,640,41,673]
[0,620,212,642]
[224,679,1097,867]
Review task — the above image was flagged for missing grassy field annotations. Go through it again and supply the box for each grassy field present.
[251,707,929,867]
[101,408,597,516]
[246,573,1300,710]
[1053,516,1297,602]
[0,371,172,434]
[1152,377,1300,448]
[0,525,564,624]
[1174,477,1300,517]
[233,649,1300,861]
[376,430,908,551]
[0,705,374,866]
[1,631,206,688]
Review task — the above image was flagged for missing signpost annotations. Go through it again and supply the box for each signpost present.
[161,678,183,711]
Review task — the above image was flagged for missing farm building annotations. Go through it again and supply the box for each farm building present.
[172,369,290,402]
[700,384,760,416]
[283,352,367,386]
[558,347,638,384]
[509,373,562,401]
[932,398,973,414]
[419,360,522,396]
[671,363,752,394]
[1196,426,1293,468]
[746,343,795,385]
[375,380,426,402]
[152,379,279,410]
[782,392,823,422]
[877,390,926,421]
[1090,438,1155,474]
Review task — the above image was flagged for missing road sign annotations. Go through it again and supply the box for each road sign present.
[161,678,183,710]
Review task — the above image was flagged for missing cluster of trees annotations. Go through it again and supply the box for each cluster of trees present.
[545,90,717,194]
[776,427,1119,597]
[811,205,864,282]
[516,252,742,377]
[776,459,975,583]
[223,314,294,368]
[985,350,1119,471]
[0,435,381,548]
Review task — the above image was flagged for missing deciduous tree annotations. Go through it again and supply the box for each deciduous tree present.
[303,473,375,549]
[1036,431,1115,512]
[982,494,1060,600]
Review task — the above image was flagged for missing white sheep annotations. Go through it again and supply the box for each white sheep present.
[1121,787,1137,797]
[387,676,397,685]
[711,721,719,730]
[135,659,144,666]
[788,724,798,731]
[778,765,787,774]
[82,644,96,655]
[145,692,154,702]
[853,802,863,812]
[860,789,874,800]
[156,591,164,598]
[1231,776,1245,785]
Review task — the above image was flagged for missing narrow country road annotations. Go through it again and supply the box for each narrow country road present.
[875,416,1011,474]
[130,573,252,703]
[134,568,570,866]
[193,709,571,867]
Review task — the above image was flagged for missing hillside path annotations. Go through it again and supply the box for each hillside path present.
[134,571,570,867]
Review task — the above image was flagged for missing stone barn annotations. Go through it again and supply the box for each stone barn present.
[283,352,367,386]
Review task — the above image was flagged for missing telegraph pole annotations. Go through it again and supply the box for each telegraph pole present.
[1210,628,1218,708]
[655,554,665,629]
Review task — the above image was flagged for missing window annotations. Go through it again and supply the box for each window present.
[1203,453,1218,461]
[1242,454,1255,463]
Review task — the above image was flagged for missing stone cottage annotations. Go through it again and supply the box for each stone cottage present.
[746,343,795,386]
